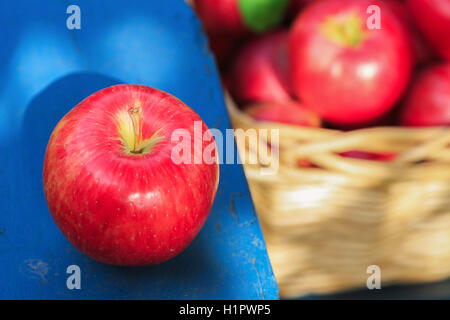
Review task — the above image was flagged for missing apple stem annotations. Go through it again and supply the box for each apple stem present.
[321,12,366,47]
[128,104,143,153]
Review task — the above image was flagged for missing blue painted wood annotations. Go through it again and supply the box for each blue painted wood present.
[0,0,278,299]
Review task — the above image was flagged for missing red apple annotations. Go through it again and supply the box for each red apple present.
[400,63,450,126]
[195,0,245,36]
[208,33,238,68]
[289,0,413,126]
[244,100,321,127]
[194,0,290,36]
[288,0,315,19]
[384,0,435,65]
[227,30,294,104]
[407,0,450,61]
[244,100,320,168]
[43,85,219,266]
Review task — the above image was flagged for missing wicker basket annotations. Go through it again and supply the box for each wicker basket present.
[225,93,450,298]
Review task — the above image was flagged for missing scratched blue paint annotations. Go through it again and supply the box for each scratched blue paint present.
[0,0,278,299]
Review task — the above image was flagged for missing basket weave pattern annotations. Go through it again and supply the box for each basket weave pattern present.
[226,94,450,298]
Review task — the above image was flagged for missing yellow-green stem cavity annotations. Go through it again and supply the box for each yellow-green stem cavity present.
[321,11,367,47]
[116,103,164,155]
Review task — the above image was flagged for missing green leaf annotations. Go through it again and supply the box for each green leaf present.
[238,0,290,33]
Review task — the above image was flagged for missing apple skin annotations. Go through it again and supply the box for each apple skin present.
[385,0,435,65]
[289,0,413,126]
[244,100,320,168]
[244,100,321,127]
[288,0,315,19]
[400,63,450,126]
[227,30,294,104]
[194,0,289,36]
[407,0,450,61]
[43,85,219,266]
[207,33,240,69]
[194,0,246,36]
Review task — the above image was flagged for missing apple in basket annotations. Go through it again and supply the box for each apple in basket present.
[207,33,239,67]
[384,0,436,65]
[407,0,450,61]
[286,0,320,21]
[289,0,413,126]
[400,63,450,126]
[226,30,294,104]
[244,100,321,127]
[194,0,290,36]
[43,85,219,265]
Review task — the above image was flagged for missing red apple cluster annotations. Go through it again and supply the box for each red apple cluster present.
[194,0,450,161]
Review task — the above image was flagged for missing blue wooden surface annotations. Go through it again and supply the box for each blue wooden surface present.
[0,0,278,299]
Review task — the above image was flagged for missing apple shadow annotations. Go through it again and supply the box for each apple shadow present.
[19,72,222,299]
[87,236,222,299]
[20,72,123,191]
[15,72,124,260]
